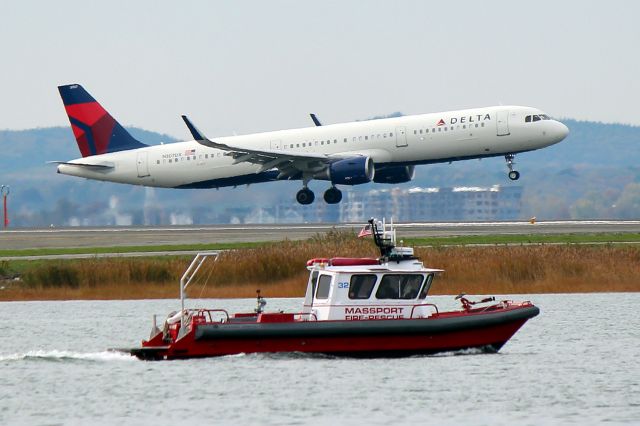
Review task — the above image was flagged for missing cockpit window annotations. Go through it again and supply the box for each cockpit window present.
[525,114,551,123]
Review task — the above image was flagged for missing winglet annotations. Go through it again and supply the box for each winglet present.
[181,115,206,141]
[310,113,322,126]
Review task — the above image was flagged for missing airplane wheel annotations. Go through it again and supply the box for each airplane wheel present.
[296,188,315,205]
[508,170,520,181]
[323,187,343,204]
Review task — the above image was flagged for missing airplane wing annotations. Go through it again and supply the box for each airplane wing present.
[181,115,349,178]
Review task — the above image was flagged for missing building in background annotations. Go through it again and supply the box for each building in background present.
[224,185,522,223]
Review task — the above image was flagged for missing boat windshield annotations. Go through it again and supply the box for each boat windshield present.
[376,274,425,300]
[348,274,377,299]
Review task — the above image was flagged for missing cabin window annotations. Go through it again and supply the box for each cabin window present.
[348,274,377,299]
[418,274,434,299]
[315,275,332,299]
[156,160,160,165]
[310,271,319,299]
[376,274,425,300]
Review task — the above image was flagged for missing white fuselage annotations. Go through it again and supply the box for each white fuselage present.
[57,105,569,189]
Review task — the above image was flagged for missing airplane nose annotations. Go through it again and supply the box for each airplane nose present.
[550,121,569,144]
[558,122,569,139]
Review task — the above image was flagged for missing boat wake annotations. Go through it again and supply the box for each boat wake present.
[428,346,499,357]
[0,349,136,363]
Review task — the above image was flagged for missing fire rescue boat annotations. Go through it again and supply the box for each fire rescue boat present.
[128,219,539,360]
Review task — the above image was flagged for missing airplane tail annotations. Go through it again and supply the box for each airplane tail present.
[58,84,147,157]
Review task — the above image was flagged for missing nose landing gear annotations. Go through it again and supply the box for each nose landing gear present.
[505,154,520,180]
[323,187,343,204]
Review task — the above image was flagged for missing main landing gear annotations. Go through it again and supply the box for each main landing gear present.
[323,186,342,204]
[505,154,520,181]
[295,186,343,205]
[296,187,315,205]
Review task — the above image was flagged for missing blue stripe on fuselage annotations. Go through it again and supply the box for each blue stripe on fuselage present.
[175,170,283,189]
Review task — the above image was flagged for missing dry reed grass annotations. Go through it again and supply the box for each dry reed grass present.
[1,232,638,301]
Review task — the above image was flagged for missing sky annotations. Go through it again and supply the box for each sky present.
[2,0,639,139]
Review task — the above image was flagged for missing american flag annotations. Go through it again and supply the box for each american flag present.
[357,224,373,238]
[185,149,196,155]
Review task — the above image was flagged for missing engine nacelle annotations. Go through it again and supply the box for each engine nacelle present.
[373,165,415,184]
[329,156,375,186]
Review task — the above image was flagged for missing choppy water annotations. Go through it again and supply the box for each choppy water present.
[1,294,639,425]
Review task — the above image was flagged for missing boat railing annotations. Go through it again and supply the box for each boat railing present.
[190,308,230,323]
[180,252,220,328]
[410,303,439,318]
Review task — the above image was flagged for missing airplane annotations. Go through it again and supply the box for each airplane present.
[54,84,569,205]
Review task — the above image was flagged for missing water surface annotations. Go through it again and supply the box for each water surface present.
[1,294,638,425]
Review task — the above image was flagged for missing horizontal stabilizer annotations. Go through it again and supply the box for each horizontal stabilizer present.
[47,161,114,169]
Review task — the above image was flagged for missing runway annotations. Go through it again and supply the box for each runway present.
[1,220,639,251]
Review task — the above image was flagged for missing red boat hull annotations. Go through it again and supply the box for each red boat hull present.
[132,304,538,360]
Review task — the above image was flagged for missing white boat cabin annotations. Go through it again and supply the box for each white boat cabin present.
[301,255,442,321]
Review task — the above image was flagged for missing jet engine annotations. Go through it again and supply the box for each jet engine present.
[373,165,415,184]
[329,156,375,185]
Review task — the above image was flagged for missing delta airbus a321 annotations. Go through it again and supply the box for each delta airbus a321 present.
[54,84,569,204]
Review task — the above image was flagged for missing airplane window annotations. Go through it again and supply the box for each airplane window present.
[525,115,531,123]
[444,127,447,131]
[302,143,306,147]
[390,132,393,137]
[539,114,550,120]
[463,125,466,129]
[414,130,417,135]
[343,138,347,143]
[533,115,541,122]
[481,123,485,127]
[321,141,324,145]
[475,123,479,128]
[334,139,337,143]
[383,133,387,138]
[365,136,368,140]
[169,159,172,163]
[438,128,441,132]
[156,160,160,165]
